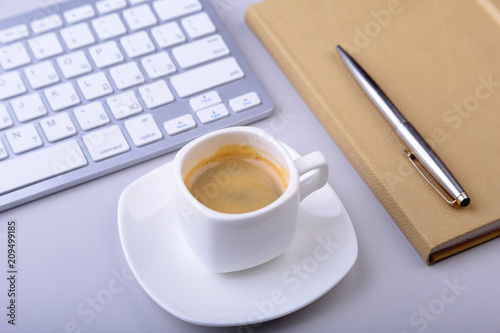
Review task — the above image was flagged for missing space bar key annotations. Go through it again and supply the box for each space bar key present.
[0,140,88,195]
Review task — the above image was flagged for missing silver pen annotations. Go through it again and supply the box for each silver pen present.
[336,45,470,207]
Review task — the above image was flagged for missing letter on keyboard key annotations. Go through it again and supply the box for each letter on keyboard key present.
[0,140,88,195]
[170,57,244,98]
[11,93,48,122]
[40,113,77,142]
[0,42,31,70]
[44,82,81,111]
[88,41,124,68]
[0,72,27,100]
[24,61,60,89]
[77,72,114,100]
[5,123,43,154]
[56,51,92,79]
[83,125,130,162]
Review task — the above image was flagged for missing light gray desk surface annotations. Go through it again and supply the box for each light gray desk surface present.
[1,1,499,332]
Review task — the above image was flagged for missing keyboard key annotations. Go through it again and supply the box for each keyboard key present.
[24,61,60,89]
[96,0,127,15]
[153,0,202,22]
[124,114,163,147]
[5,123,43,154]
[88,41,125,68]
[83,125,130,162]
[0,140,87,195]
[11,93,47,122]
[44,82,81,111]
[195,103,229,124]
[0,104,13,130]
[181,12,216,39]
[151,22,185,48]
[0,42,31,70]
[164,114,196,135]
[64,5,96,24]
[40,113,77,142]
[0,139,8,160]
[28,33,63,60]
[229,92,261,112]
[109,62,145,89]
[141,52,176,79]
[123,4,157,30]
[120,31,155,58]
[74,102,110,131]
[0,72,27,100]
[31,14,63,34]
[107,91,143,120]
[0,24,29,44]
[77,72,114,100]
[170,57,244,98]
[56,51,92,79]
[189,91,221,111]
[172,34,229,69]
[60,23,96,50]
[138,80,174,108]
[92,14,127,41]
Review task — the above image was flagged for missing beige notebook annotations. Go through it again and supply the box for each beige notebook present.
[246,0,500,264]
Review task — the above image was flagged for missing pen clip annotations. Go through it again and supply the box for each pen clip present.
[404,150,458,206]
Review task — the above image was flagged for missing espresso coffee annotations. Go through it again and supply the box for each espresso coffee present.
[184,144,288,214]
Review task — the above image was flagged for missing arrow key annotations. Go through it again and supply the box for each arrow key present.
[164,114,196,136]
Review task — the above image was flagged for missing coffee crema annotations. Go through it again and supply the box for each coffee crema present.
[184,144,288,214]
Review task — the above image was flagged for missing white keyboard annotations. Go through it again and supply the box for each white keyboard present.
[0,0,273,212]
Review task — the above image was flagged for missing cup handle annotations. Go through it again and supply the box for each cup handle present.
[294,151,329,201]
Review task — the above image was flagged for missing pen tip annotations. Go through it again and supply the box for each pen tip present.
[457,194,470,207]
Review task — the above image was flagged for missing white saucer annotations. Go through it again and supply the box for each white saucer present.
[117,145,358,327]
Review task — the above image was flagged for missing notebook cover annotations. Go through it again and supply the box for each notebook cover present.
[246,0,500,264]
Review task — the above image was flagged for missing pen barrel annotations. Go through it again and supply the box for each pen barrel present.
[336,45,469,206]
[396,123,465,199]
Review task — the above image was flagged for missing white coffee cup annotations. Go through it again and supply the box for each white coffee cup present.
[173,126,329,273]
